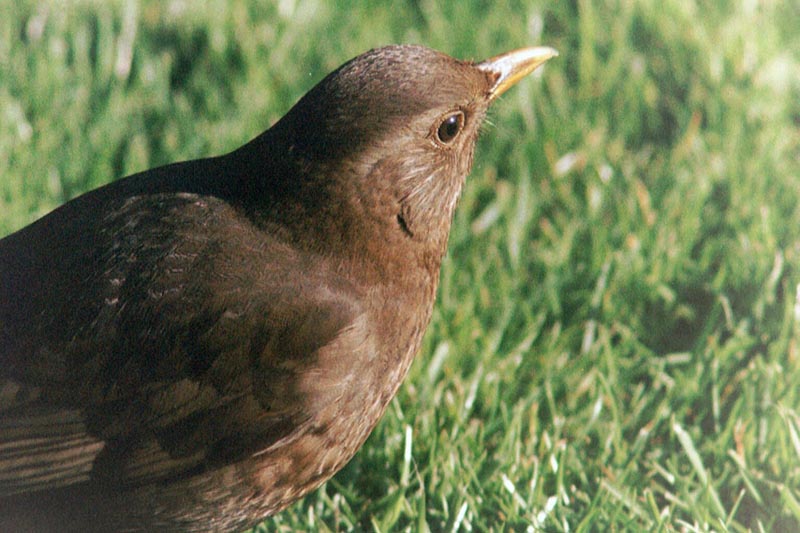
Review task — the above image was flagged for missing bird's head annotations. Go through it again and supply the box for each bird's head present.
[250,45,556,268]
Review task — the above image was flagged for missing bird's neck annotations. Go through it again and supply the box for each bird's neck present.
[226,132,454,287]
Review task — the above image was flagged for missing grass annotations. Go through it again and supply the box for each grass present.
[2,0,799,531]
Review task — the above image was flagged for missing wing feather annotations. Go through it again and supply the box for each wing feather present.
[0,186,363,495]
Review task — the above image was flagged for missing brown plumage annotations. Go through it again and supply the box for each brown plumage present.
[0,44,556,532]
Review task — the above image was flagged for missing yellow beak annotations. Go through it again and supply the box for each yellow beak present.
[477,46,559,100]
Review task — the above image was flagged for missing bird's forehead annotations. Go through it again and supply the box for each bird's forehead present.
[325,45,492,115]
[279,45,492,162]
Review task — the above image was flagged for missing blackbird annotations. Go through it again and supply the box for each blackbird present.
[0,44,556,531]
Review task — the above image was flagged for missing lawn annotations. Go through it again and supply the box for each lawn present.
[1,1,798,531]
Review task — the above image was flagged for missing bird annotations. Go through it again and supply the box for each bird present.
[0,44,556,532]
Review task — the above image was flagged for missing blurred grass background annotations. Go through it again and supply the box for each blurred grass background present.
[1,0,799,531]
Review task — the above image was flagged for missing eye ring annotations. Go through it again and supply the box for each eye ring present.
[435,111,465,144]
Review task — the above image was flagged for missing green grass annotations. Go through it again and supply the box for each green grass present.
[2,0,799,531]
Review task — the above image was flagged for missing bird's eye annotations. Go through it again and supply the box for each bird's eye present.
[435,111,465,144]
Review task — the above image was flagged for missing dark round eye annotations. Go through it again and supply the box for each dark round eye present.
[436,111,465,144]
